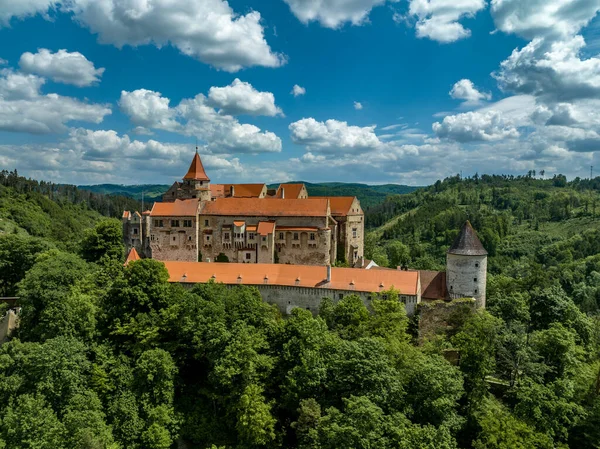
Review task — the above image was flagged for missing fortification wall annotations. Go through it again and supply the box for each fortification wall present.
[417,298,477,343]
[446,254,487,308]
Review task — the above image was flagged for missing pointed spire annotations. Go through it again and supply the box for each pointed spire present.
[183,150,210,181]
[124,247,141,266]
[448,221,488,256]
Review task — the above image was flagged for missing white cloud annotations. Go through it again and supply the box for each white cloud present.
[289,118,384,153]
[0,69,110,134]
[282,0,390,28]
[0,0,57,26]
[207,78,282,116]
[0,0,284,72]
[0,58,7,65]
[19,48,104,87]
[291,84,306,97]
[450,79,491,106]
[409,0,487,43]
[491,0,600,40]
[495,36,600,102]
[119,88,282,154]
[433,110,521,142]
[354,101,363,110]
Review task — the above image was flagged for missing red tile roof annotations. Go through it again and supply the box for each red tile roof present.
[314,197,358,216]
[183,152,210,181]
[163,261,419,295]
[124,247,141,265]
[122,211,131,219]
[417,270,447,300]
[201,198,329,217]
[276,183,306,199]
[210,184,225,198]
[233,220,246,227]
[257,221,276,235]
[150,199,199,217]
[277,226,319,232]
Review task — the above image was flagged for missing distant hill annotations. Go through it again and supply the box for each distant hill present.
[80,182,421,209]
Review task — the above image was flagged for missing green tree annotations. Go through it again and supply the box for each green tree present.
[386,241,411,268]
[236,384,276,446]
[80,219,123,262]
[0,234,53,296]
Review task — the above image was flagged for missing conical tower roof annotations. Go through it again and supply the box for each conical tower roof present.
[183,150,210,181]
[447,221,488,256]
[124,247,141,266]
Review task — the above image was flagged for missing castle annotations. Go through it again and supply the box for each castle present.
[123,151,364,267]
[123,152,488,316]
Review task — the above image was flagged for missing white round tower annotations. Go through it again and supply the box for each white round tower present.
[446,221,488,308]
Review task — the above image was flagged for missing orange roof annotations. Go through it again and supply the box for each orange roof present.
[314,197,358,216]
[417,270,447,300]
[276,183,305,199]
[122,211,131,219]
[201,198,329,217]
[210,184,225,198]
[257,221,276,235]
[163,261,419,295]
[227,184,266,198]
[247,225,257,232]
[233,220,245,227]
[183,151,210,181]
[150,199,199,217]
[142,210,152,216]
[124,247,141,265]
[277,226,319,232]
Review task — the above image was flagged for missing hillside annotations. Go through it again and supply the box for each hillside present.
[81,181,420,209]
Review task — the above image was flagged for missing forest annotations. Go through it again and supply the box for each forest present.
[0,172,600,448]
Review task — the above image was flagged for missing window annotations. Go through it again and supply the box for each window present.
[183,220,192,227]
[474,278,478,282]
[262,236,267,242]
[249,233,255,240]
[173,236,176,241]
[352,228,357,238]
[450,286,453,291]
[310,233,316,241]
[154,220,163,227]
[245,253,251,260]
[224,232,230,240]
[188,236,192,241]
[171,220,180,227]
[475,263,479,268]
[475,289,478,294]
[279,232,284,240]
[150,235,155,241]
[293,232,299,240]
[206,236,210,241]
[205,220,209,226]
[133,228,138,235]
[354,250,358,260]
[338,293,343,300]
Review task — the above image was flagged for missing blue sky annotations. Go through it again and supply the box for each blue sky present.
[0,0,599,186]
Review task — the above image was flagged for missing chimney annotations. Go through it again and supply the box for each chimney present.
[326,265,331,283]
[206,257,211,263]
[281,187,285,199]
[230,185,235,197]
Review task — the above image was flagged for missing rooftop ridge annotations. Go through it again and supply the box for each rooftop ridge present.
[447,220,488,256]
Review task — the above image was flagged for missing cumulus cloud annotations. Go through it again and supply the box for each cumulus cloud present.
[207,79,282,116]
[282,0,390,28]
[0,0,284,72]
[450,79,491,106]
[291,84,306,97]
[491,0,600,40]
[289,118,384,153]
[0,69,110,134]
[433,110,520,142]
[495,36,600,102]
[409,0,486,43]
[0,0,57,25]
[354,101,363,110]
[119,88,282,154]
[19,48,104,87]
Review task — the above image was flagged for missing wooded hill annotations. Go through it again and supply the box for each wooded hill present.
[81,181,420,209]
[1,171,600,448]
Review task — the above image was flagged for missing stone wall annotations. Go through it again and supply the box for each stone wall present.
[417,298,477,343]
[0,309,18,344]
[149,216,198,262]
[446,254,487,308]
[199,215,333,265]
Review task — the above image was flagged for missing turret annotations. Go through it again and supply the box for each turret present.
[446,221,488,308]
[183,150,211,202]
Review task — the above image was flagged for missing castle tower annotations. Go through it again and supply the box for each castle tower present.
[183,150,211,202]
[446,221,488,308]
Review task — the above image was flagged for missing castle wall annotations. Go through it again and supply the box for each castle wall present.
[149,216,198,262]
[446,253,487,308]
[179,282,419,316]
[417,299,477,343]
[200,215,332,265]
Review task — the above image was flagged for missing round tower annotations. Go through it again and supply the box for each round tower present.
[446,221,488,308]
[183,149,212,202]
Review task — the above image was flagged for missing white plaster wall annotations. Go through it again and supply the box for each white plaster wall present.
[446,254,487,308]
